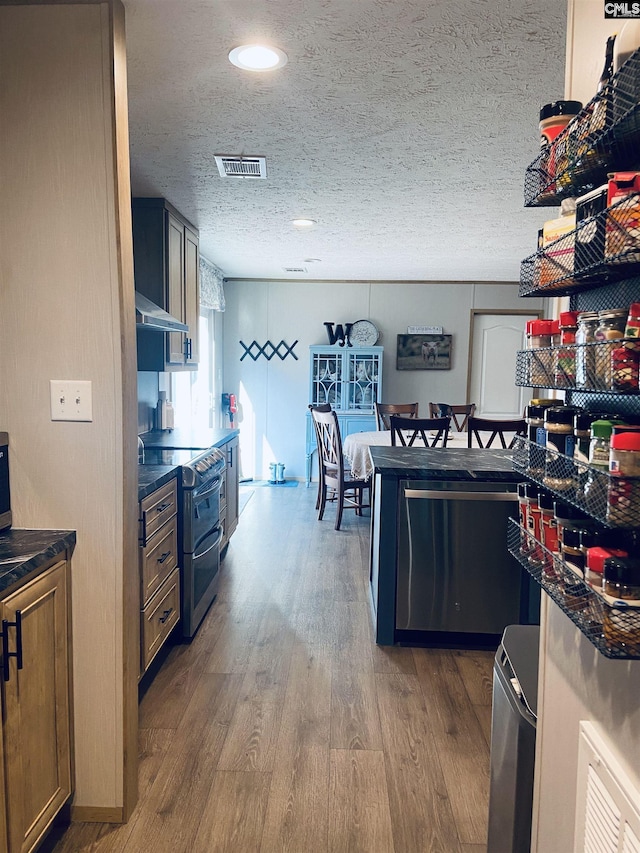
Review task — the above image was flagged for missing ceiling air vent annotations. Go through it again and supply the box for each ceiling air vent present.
[283,266,308,274]
[214,155,267,179]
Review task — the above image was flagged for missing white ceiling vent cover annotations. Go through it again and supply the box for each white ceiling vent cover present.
[283,266,308,274]
[574,721,640,853]
[214,155,266,179]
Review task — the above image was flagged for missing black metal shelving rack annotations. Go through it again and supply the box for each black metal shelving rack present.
[514,47,640,658]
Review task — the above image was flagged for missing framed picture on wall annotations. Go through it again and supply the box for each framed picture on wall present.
[396,334,452,370]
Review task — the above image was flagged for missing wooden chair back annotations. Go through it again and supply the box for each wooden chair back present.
[374,402,419,431]
[389,415,451,448]
[309,404,333,509]
[467,416,527,449]
[310,407,370,529]
[428,402,476,431]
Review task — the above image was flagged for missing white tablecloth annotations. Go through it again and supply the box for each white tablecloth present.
[342,430,468,479]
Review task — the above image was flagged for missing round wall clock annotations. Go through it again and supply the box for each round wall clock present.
[349,319,379,347]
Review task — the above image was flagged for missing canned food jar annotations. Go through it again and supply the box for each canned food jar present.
[544,407,576,491]
[539,100,583,190]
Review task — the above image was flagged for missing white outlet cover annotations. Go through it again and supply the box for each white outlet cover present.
[50,380,93,422]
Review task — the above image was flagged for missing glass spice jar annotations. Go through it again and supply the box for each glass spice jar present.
[611,343,640,392]
[624,302,640,351]
[602,556,640,652]
[525,402,556,476]
[575,311,599,389]
[594,308,627,390]
[544,406,576,492]
[607,429,640,526]
[539,491,560,580]
[560,526,590,608]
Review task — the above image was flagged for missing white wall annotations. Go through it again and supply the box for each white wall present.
[223,279,543,480]
[530,3,640,850]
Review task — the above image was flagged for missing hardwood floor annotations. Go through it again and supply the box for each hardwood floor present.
[49,485,494,852]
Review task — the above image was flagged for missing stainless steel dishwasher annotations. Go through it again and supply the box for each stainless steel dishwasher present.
[396,479,525,637]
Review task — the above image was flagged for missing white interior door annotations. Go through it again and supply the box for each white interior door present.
[469,312,539,418]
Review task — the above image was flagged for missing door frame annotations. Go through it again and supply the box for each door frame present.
[466,308,544,405]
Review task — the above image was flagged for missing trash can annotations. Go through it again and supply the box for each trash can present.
[487,624,539,853]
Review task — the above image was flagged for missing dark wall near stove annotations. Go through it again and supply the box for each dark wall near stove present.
[137,372,159,433]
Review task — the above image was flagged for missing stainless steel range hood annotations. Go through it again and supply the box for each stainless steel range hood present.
[135,291,188,333]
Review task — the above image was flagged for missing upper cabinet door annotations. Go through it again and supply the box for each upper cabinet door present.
[184,226,200,366]
[166,212,186,366]
[133,198,200,371]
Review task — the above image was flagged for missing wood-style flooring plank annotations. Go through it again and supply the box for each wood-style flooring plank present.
[375,673,462,853]
[191,771,271,852]
[216,605,296,772]
[412,649,490,847]
[328,749,395,853]
[452,649,494,706]
[372,643,418,676]
[330,669,382,751]
[120,673,243,851]
[259,643,332,852]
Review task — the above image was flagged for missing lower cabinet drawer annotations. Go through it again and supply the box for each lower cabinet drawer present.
[141,516,178,605]
[141,568,180,675]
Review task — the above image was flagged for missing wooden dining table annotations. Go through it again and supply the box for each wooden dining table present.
[342,430,470,479]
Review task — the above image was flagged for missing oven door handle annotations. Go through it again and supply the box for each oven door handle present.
[193,525,223,559]
[194,477,222,505]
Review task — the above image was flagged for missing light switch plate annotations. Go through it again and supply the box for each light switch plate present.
[50,380,93,421]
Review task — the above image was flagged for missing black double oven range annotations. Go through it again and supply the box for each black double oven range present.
[140,440,225,640]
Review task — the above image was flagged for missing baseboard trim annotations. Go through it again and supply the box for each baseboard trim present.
[71,805,125,823]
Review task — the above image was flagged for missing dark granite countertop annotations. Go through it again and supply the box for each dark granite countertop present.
[139,427,239,451]
[138,465,180,501]
[0,529,76,593]
[368,446,523,482]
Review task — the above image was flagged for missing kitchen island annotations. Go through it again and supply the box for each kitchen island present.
[369,445,531,646]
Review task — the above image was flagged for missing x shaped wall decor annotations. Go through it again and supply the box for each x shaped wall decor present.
[239,339,299,361]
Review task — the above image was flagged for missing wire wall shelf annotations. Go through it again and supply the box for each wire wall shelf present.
[508,520,640,659]
[515,341,640,395]
[519,192,640,298]
[524,48,640,207]
[512,435,640,528]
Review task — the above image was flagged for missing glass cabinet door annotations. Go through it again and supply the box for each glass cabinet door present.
[346,351,381,411]
[311,351,342,408]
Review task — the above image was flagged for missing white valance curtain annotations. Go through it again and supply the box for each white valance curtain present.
[199,254,225,311]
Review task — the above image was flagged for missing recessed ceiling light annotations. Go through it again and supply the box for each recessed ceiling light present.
[291,218,316,228]
[228,44,288,72]
[304,258,322,263]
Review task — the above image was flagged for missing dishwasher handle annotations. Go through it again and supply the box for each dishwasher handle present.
[404,487,518,502]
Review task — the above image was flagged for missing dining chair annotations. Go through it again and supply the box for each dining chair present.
[375,401,419,431]
[311,408,370,530]
[309,403,333,510]
[467,416,527,449]
[389,415,451,448]
[428,402,476,432]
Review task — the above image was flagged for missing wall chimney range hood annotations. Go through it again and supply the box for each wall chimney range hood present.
[135,291,188,333]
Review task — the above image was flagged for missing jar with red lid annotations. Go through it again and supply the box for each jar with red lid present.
[539,100,583,191]
[553,311,578,387]
[586,546,629,626]
[526,320,553,386]
[607,428,640,525]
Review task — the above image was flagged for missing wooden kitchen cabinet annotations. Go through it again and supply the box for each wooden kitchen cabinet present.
[0,557,73,853]
[133,197,200,371]
[139,478,180,676]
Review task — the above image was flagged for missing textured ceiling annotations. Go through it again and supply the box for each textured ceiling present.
[124,0,567,282]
